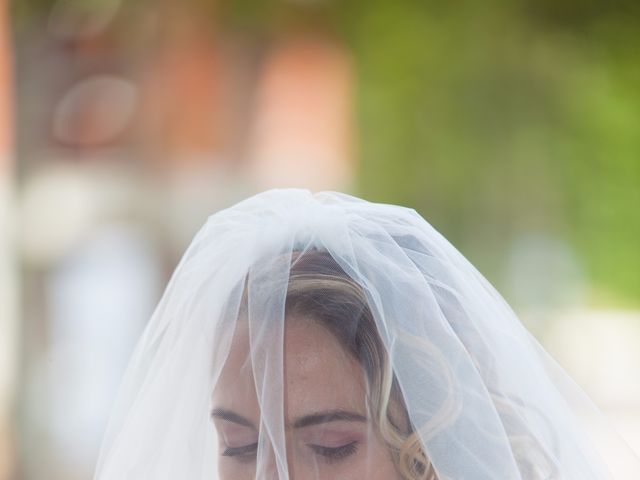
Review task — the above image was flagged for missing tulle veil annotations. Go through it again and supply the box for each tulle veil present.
[93,188,640,479]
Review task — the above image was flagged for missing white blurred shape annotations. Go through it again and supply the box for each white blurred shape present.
[44,224,160,474]
[48,0,123,39]
[21,166,96,265]
[20,163,151,266]
[544,310,640,407]
[544,310,640,461]
[53,75,137,146]
[505,233,585,313]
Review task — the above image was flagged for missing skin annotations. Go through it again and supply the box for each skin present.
[211,319,402,479]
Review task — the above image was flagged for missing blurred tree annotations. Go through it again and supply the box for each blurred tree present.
[341,0,640,306]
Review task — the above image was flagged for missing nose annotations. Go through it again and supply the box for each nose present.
[254,445,287,480]
[256,459,278,480]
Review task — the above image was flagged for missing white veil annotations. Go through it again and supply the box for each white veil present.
[93,188,640,479]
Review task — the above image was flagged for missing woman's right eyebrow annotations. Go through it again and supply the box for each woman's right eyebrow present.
[211,408,256,429]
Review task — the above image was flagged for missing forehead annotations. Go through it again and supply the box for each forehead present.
[212,319,367,421]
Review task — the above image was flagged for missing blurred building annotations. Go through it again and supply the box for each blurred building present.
[10,1,354,478]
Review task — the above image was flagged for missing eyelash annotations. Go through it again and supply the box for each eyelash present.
[222,443,258,461]
[308,441,359,463]
[222,441,359,464]
[222,443,258,457]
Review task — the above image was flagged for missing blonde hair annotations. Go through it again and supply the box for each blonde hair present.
[285,250,437,479]
[284,249,558,480]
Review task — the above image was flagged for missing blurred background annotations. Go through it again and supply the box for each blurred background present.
[1,0,639,478]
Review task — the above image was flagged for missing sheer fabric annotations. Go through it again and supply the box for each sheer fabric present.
[94,188,640,479]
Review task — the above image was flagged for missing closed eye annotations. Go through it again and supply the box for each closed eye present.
[222,442,258,459]
[308,441,358,463]
[222,441,359,465]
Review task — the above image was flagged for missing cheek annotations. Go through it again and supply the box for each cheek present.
[341,436,401,480]
[214,427,258,480]
[218,460,255,480]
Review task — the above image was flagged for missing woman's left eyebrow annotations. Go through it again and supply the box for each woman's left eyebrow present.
[211,408,366,429]
[291,410,367,428]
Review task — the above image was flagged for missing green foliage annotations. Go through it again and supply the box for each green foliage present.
[12,0,123,31]
[345,1,640,305]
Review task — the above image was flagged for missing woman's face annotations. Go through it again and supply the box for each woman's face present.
[211,319,402,480]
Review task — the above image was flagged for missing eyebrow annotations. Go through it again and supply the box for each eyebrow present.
[211,408,367,430]
[291,410,367,428]
[211,408,256,429]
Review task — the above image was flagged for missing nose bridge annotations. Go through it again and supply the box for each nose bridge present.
[255,437,287,480]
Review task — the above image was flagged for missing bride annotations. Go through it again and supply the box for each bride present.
[93,188,639,479]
